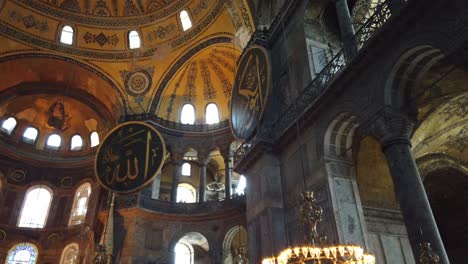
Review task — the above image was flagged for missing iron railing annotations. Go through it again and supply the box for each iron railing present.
[234,0,403,165]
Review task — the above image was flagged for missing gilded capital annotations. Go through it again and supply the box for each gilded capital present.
[366,108,414,148]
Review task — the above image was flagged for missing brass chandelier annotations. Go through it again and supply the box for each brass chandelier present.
[262,191,375,264]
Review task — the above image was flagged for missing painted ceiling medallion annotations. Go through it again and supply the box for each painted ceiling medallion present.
[122,68,153,97]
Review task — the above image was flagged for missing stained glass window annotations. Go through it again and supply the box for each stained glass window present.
[18,186,52,228]
[6,243,38,264]
[68,183,91,226]
[59,243,79,264]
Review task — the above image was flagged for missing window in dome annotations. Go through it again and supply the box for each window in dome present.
[177,183,196,203]
[70,135,83,150]
[205,103,220,124]
[236,175,246,195]
[23,127,39,143]
[6,243,38,264]
[18,186,53,228]
[90,132,100,147]
[128,30,141,49]
[180,10,192,31]
[60,25,74,45]
[1,117,17,135]
[68,183,91,226]
[181,162,191,176]
[46,134,61,149]
[174,242,193,264]
[59,243,79,264]
[180,104,195,125]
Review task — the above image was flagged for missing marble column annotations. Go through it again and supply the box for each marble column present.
[221,147,232,200]
[334,0,357,61]
[368,108,449,264]
[198,155,208,203]
[170,160,182,203]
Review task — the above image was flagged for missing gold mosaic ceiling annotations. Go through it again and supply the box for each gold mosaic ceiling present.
[0,0,256,124]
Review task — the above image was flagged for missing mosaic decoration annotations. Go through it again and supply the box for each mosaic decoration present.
[166,64,189,119]
[146,0,169,13]
[240,0,253,32]
[83,32,119,46]
[60,0,81,12]
[200,60,216,99]
[442,126,467,152]
[95,122,166,194]
[47,99,71,131]
[212,48,237,60]
[183,61,198,101]
[207,58,232,98]
[121,67,154,97]
[147,23,177,41]
[8,10,49,33]
[439,94,467,121]
[9,169,26,183]
[93,0,111,16]
[209,53,235,72]
[192,0,209,18]
[123,0,141,16]
[231,45,271,139]
[224,0,243,30]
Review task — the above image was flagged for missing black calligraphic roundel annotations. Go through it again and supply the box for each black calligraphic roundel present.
[231,45,271,140]
[95,122,166,194]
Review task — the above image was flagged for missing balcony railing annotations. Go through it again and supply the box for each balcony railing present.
[234,0,402,165]
[120,114,230,133]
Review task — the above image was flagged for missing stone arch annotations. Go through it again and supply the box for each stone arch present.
[171,232,212,264]
[222,225,247,264]
[416,153,467,181]
[324,112,359,160]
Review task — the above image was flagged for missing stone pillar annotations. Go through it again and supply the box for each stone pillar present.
[170,157,183,203]
[333,0,357,61]
[368,109,449,264]
[198,154,208,203]
[221,146,232,200]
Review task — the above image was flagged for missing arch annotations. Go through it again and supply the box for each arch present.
[90,131,100,147]
[46,134,62,149]
[174,242,193,264]
[59,25,74,45]
[416,153,467,181]
[179,10,193,31]
[173,232,210,253]
[5,243,38,264]
[128,30,141,49]
[181,162,191,176]
[68,182,92,226]
[384,45,445,109]
[18,185,53,228]
[70,134,83,150]
[205,103,220,124]
[177,183,197,203]
[180,104,195,124]
[1,117,17,135]
[323,112,359,160]
[59,243,79,264]
[222,226,247,264]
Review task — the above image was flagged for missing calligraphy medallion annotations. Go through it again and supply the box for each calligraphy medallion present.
[95,122,166,194]
[231,45,271,139]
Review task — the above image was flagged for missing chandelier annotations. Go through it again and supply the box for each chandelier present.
[262,191,376,264]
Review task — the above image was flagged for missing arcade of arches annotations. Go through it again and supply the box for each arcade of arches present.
[0,0,466,263]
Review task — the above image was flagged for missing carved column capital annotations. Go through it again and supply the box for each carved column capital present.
[197,152,210,166]
[366,108,414,149]
[220,145,231,162]
[171,152,184,165]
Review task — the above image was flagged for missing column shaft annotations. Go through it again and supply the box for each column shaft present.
[224,159,232,200]
[334,0,357,61]
[383,143,449,263]
[199,164,206,203]
[170,163,182,203]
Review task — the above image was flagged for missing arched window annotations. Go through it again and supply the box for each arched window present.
[68,183,91,226]
[6,243,38,264]
[180,104,195,125]
[70,135,83,150]
[60,25,74,45]
[177,183,196,203]
[23,127,39,143]
[46,134,61,149]
[128,30,141,49]
[59,243,79,264]
[1,117,17,135]
[236,175,246,195]
[174,242,193,264]
[18,185,53,228]
[205,103,220,124]
[179,10,192,31]
[90,132,100,147]
[181,162,191,176]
